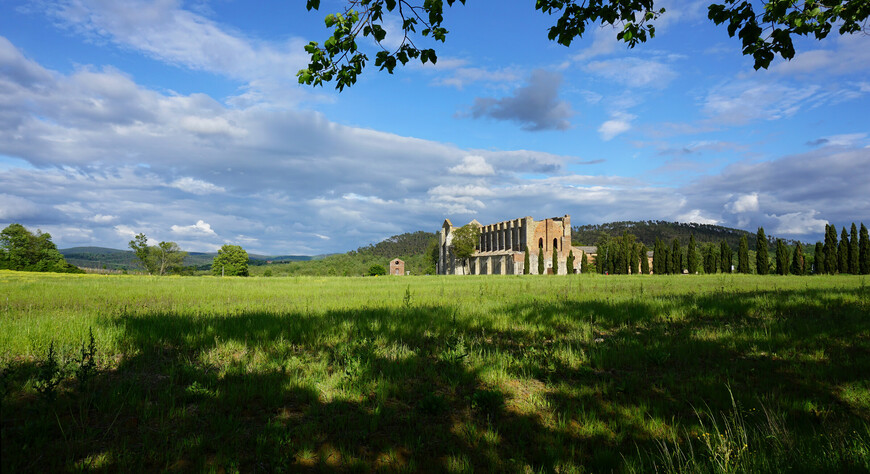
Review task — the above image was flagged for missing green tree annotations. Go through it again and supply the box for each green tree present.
[775,239,789,275]
[703,243,718,274]
[849,223,859,274]
[686,234,697,275]
[566,249,575,274]
[451,223,480,274]
[824,224,839,274]
[860,223,870,274]
[0,224,80,273]
[813,241,825,274]
[629,243,640,275]
[299,0,868,90]
[671,238,682,274]
[213,245,249,276]
[756,227,769,275]
[129,233,156,274]
[791,242,805,275]
[523,245,530,275]
[720,240,732,273]
[581,252,589,274]
[839,226,849,274]
[128,233,187,276]
[538,245,545,275]
[368,264,386,276]
[552,248,559,275]
[737,234,749,274]
[640,245,650,275]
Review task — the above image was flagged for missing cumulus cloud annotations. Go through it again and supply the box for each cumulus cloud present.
[598,112,636,141]
[449,155,495,176]
[468,70,573,131]
[0,194,40,220]
[170,177,226,195]
[171,220,216,236]
[726,193,759,213]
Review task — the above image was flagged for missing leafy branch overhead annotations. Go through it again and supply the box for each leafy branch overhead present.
[299,0,869,90]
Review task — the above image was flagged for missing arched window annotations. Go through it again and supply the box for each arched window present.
[538,238,543,249]
[553,238,559,250]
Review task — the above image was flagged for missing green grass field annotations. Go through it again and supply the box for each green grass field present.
[1,271,869,472]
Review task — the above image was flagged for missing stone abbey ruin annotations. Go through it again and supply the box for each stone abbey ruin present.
[437,215,593,275]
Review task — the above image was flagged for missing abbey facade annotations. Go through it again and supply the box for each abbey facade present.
[437,215,589,275]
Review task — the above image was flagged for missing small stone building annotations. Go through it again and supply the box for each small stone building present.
[389,258,405,276]
[437,215,589,275]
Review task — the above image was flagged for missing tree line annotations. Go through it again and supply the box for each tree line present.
[593,223,870,275]
[0,224,83,274]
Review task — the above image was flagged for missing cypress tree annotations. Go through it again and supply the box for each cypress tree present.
[687,234,697,274]
[720,240,732,273]
[737,234,749,273]
[756,227,769,275]
[850,223,859,274]
[663,244,672,274]
[839,227,849,274]
[825,224,838,274]
[653,239,662,274]
[813,241,824,274]
[775,239,788,275]
[538,246,545,275]
[523,245,530,275]
[860,223,870,274]
[640,245,650,275]
[581,252,588,273]
[566,250,575,274]
[791,242,805,275]
[671,238,682,274]
[704,244,718,273]
[552,248,559,275]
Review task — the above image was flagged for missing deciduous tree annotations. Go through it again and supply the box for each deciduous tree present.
[451,223,480,274]
[299,0,869,90]
[213,245,250,277]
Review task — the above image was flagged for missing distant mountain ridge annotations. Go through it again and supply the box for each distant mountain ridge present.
[571,221,804,250]
[60,247,314,271]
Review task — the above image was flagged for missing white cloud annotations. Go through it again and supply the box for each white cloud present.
[449,155,495,176]
[171,220,216,236]
[585,58,678,89]
[772,211,828,235]
[89,214,117,223]
[170,177,226,195]
[113,224,138,240]
[0,194,39,220]
[676,209,719,225]
[726,193,759,213]
[598,112,636,141]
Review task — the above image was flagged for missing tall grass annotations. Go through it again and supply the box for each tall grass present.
[1,271,869,471]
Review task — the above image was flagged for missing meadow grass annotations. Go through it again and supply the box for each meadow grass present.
[1,270,869,472]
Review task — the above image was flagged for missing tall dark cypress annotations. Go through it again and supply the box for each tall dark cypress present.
[687,234,697,274]
[720,240,732,273]
[756,227,769,275]
[791,242,805,275]
[653,239,662,274]
[671,238,682,274]
[839,227,849,274]
[775,239,788,275]
[850,223,859,274]
[738,234,749,273]
[523,245,530,275]
[566,250,575,274]
[825,224,839,274]
[813,241,825,274]
[860,223,870,275]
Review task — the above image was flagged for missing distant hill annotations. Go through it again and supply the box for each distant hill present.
[571,221,805,250]
[354,231,437,258]
[60,247,313,271]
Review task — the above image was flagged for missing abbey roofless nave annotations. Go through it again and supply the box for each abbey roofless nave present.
[437,215,592,275]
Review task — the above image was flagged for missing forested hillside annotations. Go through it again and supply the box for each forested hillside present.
[571,221,798,249]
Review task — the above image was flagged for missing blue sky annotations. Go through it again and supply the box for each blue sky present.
[1,0,868,254]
